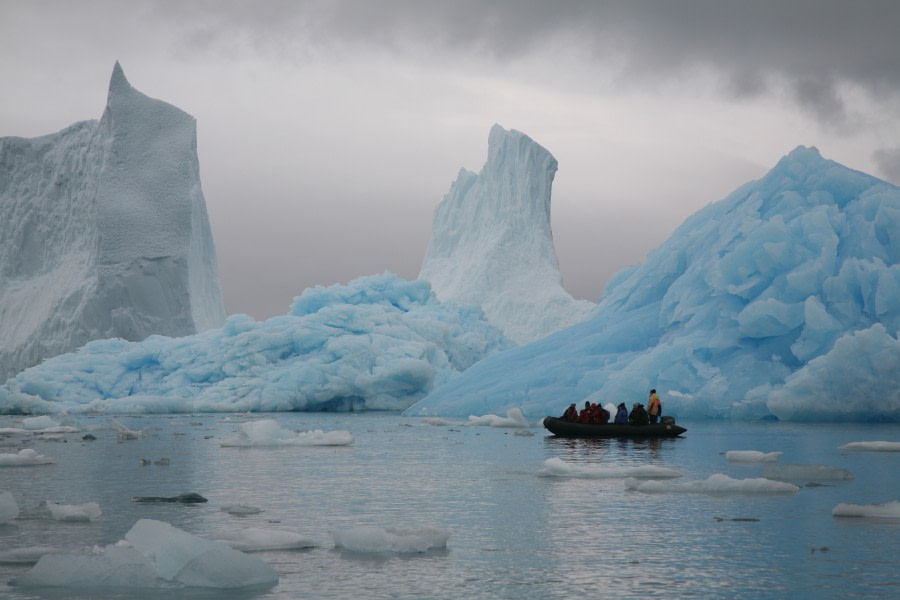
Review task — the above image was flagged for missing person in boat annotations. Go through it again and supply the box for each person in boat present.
[561,403,578,422]
[590,403,610,424]
[647,389,661,424]
[614,402,629,424]
[577,401,595,423]
[629,402,650,425]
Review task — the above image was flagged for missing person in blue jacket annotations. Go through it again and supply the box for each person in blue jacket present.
[614,402,629,424]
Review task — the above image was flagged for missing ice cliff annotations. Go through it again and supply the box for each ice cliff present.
[405,146,900,422]
[0,62,225,381]
[419,124,594,344]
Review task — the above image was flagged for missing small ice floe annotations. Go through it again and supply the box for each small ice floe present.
[761,464,853,483]
[220,419,353,447]
[17,501,101,522]
[839,441,900,452]
[726,450,783,463]
[625,473,800,494]
[0,448,55,466]
[221,505,263,516]
[212,528,318,552]
[537,457,682,479]
[21,416,60,430]
[0,491,19,524]
[108,419,142,441]
[832,500,900,519]
[0,547,63,565]
[421,417,464,427]
[331,526,450,554]
[0,427,30,436]
[12,518,278,589]
[467,407,530,428]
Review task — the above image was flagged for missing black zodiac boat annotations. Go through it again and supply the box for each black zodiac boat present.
[542,416,687,438]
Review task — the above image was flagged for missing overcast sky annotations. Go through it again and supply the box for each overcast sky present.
[3,1,899,319]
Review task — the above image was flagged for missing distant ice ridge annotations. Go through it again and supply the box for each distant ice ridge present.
[406,146,900,422]
[419,124,594,344]
[0,273,509,414]
[0,62,225,381]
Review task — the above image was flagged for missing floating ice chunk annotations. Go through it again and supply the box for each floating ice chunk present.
[0,491,18,524]
[421,417,465,426]
[22,416,60,430]
[625,473,800,494]
[537,457,682,479]
[761,463,853,482]
[0,448,55,466]
[46,502,102,522]
[832,500,900,518]
[0,428,30,436]
[467,407,530,428]
[839,441,900,452]
[108,418,142,440]
[13,544,161,588]
[331,526,450,553]
[213,528,318,552]
[220,419,354,447]
[726,450,783,463]
[0,546,63,565]
[220,505,263,516]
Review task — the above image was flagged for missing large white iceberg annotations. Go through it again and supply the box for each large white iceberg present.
[419,124,594,344]
[0,62,225,381]
[405,147,900,422]
[0,273,508,414]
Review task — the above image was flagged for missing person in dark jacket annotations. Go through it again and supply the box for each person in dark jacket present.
[614,403,629,424]
[629,402,650,425]
[561,403,578,422]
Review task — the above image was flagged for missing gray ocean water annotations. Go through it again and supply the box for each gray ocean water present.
[1,412,898,599]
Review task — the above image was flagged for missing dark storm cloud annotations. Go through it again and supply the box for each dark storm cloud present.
[156,0,900,126]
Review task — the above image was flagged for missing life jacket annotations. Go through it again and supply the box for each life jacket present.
[648,393,661,416]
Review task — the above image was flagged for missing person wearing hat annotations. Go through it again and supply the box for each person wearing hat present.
[629,402,650,425]
[614,402,629,424]
[561,403,578,422]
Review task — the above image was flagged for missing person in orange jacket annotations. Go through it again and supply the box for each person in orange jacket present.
[647,389,661,424]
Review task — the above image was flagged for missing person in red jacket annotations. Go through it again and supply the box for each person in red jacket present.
[577,401,592,423]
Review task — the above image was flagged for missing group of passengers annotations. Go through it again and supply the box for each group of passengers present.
[560,389,663,426]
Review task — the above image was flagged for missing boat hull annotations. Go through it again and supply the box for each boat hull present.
[542,416,686,438]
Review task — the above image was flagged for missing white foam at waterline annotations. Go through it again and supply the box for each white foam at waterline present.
[331,526,450,553]
[0,491,19,523]
[832,500,900,518]
[0,448,55,466]
[0,547,63,565]
[213,528,319,552]
[220,419,354,447]
[761,463,853,482]
[726,450,783,463]
[625,473,800,494]
[467,407,530,428]
[839,441,900,452]
[537,457,683,479]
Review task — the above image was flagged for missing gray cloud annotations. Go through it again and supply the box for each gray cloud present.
[874,147,900,185]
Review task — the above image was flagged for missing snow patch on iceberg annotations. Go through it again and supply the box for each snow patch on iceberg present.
[419,125,593,344]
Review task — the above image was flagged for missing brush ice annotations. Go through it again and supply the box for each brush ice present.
[0,63,225,381]
[406,146,900,422]
[331,526,450,553]
[220,419,353,447]
[420,125,593,344]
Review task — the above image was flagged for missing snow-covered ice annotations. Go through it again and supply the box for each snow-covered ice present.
[0,62,225,381]
[726,450,783,462]
[625,473,800,494]
[13,518,278,589]
[419,124,594,344]
[537,457,682,479]
[832,500,900,518]
[0,273,508,414]
[0,491,18,523]
[331,526,450,553]
[220,419,353,447]
[839,441,900,451]
[213,528,319,552]
[406,146,900,422]
[761,463,853,482]
[0,448,55,466]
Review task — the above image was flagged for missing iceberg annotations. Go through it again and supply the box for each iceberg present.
[0,273,508,414]
[13,518,278,589]
[0,62,225,381]
[405,146,900,422]
[419,124,594,344]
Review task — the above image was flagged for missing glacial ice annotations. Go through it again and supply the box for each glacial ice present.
[0,491,18,524]
[0,448,55,466]
[331,526,450,553]
[406,146,900,422]
[0,62,225,381]
[220,419,354,447]
[13,518,278,589]
[0,273,508,414]
[419,125,594,344]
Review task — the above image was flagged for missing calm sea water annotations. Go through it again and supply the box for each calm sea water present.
[1,412,898,599]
